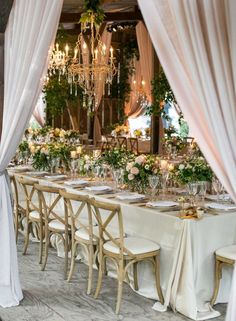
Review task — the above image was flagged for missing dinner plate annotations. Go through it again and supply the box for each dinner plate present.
[44,174,67,180]
[85,185,113,193]
[146,200,179,210]
[116,193,145,201]
[64,179,88,186]
[205,202,236,212]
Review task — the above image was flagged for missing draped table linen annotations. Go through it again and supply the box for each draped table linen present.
[11,171,236,319]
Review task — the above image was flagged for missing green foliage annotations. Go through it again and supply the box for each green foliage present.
[96,148,134,169]
[43,74,82,118]
[80,1,105,26]
[146,68,176,117]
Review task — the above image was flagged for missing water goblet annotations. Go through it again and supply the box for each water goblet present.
[148,175,159,201]
[198,181,207,207]
[112,169,121,192]
[161,170,169,199]
[212,177,223,202]
[186,182,199,206]
[70,159,78,179]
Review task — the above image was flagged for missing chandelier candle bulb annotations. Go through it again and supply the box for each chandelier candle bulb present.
[73,48,78,59]
[65,44,69,56]
[95,49,98,60]
[102,44,106,56]
[70,151,77,159]
[110,46,113,58]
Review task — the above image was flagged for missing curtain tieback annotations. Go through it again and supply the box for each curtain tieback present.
[0,169,14,207]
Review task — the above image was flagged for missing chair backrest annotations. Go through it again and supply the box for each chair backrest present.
[15,176,39,213]
[88,198,134,258]
[9,174,19,210]
[116,136,127,150]
[59,190,93,239]
[129,137,139,154]
[106,135,117,148]
[34,184,65,225]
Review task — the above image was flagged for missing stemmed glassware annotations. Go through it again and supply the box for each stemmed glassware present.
[50,157,60,174]
[161,170,169,199]
[186,182,199,206]
[212,177,223,203]
[69,159,78,179]
[198,181,207,207]
[148,175,159,201]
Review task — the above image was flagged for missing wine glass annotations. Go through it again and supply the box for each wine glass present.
[186,182,199,206]
[148,175,159,201]
[161,170,169,199]
[198,181,207,207]
[212,177,223,203]
[112,169,121,192]
[70,159,78,179]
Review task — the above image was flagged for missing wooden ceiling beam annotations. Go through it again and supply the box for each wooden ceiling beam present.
[60,11,143,23]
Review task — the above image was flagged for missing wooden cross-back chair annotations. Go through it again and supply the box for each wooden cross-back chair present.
[9,174,25,243]
[89,198,164,314]
[128,137,139,154]
[34,184,68,278]
[106,135,117,149]
[60,190,98,294]
[15,176,40,255]
[116,136,127,150]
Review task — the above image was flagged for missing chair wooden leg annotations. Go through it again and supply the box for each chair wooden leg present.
[64,233,69,280]
[116,260,124,314]
[23,220,30,255]
[211,258,222,306]
[67,242,78,282]
[94,253,104,299]
[39,221,43,264]
[133,262,139,291]
[87,244,94,295]
[41,229,49,271]
[154,255,164,305]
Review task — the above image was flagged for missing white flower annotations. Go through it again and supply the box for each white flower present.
[84,164,90,170]
[153,168,158,174]
[41,147,48,155]
[179,164,185,170]
[84,155,90,161]
[128,173,134,180]
[130,166,139,175]
[135,155,146,165]
[126,162,134,171]
[144,165,150,170]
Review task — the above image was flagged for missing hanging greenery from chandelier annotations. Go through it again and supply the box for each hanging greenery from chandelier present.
[80,0,105,26]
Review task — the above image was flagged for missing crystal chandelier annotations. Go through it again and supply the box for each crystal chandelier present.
[66,12,117,110]
[48,43,68,79]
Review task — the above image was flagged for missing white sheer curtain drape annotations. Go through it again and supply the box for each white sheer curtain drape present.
[33,94,46,127]
[138,0,236,319]
[0,0,63,307]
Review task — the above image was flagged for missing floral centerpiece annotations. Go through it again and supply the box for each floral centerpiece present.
[124,154,160,193]
[96,148,134,170]
[173,156,213,185]
[114,124,129,136]
[133,129,143,138]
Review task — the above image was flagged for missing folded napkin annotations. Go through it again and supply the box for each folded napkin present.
[146,201,178,208]
[205,202,236,211]
[26,171,48,176]
[116,193,145,201]
[85,185,112,192]
[64,179,88,186]
[44,174,67,180]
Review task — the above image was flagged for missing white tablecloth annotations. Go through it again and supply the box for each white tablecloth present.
[11,171,236,320]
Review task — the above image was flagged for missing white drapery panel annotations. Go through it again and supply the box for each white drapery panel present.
[138,0,236,203]
[33,93,46,127]
[136,21,153,104]
[0,0,63,307]
[138,0,236,319]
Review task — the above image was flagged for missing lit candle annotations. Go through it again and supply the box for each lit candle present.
[110,46,113,58]
[168,163,174,171]
[83,42,87,51]
[74,48,78,59]
[76,146,82,155]
[56,43,59,51]
[71,151,77,159]
[65,44,69,56]
[141,80,145,87]
[160,160,168,170]
[102,44,106,55]
[94,48,98,60]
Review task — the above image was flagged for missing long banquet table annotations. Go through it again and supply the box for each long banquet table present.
[10,169,236,320]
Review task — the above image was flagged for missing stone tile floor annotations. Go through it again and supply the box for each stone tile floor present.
[0,237,226,321]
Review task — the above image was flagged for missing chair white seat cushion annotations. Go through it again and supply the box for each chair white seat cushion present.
[48,220,66,231]
[29,210,40,220]
[103,237,160,255]
[216,245,236,261]
[75,226,123,242]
